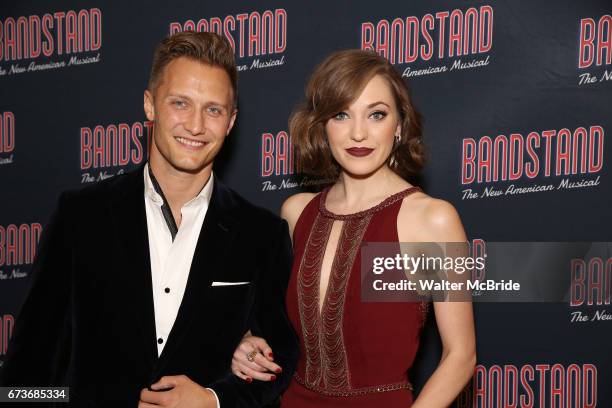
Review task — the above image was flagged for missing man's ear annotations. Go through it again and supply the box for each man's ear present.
[226,109,238,136]
[144,90,155,121]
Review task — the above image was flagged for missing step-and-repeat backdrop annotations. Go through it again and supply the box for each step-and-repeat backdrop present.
[1,1,610,406]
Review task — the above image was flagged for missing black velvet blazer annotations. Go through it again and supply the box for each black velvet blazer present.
[0,167,299,407]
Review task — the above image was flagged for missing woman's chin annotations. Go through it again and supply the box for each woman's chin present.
[339,163,389,180]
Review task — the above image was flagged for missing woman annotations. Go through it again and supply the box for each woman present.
[233,50,475,407]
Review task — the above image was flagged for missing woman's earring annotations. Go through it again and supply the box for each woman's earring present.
[390,132,401,167]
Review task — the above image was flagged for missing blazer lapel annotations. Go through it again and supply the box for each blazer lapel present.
[109,167,158,367]
[154,177,239,374]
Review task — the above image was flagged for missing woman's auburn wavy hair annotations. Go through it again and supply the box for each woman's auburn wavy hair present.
[290,49,425,181]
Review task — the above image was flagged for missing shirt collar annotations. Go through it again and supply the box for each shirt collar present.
[144,162,214,208]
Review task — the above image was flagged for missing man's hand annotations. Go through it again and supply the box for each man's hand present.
[139,375,217,408]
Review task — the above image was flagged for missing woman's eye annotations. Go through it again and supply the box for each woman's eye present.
[370,111,388,120]
[333,112,349,120]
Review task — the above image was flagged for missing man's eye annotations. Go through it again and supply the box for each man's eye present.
[333,112,349,120]
[208,106,222,115]
[173,100,187,108]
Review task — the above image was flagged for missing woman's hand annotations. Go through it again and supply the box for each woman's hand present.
[231,335,282,382]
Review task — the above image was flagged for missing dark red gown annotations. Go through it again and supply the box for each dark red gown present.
[282,187,428,407]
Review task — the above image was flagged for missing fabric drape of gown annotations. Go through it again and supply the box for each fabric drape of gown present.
[282,187,429,408]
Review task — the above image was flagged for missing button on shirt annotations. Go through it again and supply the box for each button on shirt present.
[144,164,220,406]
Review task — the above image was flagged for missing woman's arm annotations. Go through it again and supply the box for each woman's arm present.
[399,197,477,407]
[413,301,476,407]
[230,193,315,382]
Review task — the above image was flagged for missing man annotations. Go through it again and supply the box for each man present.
[0,31,298,407]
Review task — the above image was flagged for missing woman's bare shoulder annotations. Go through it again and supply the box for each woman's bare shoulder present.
[281,192,318,236]
[398,191,467,242]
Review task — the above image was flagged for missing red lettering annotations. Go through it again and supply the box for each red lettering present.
[492,135,508,181]
[275,9,287,53]
[571,259,585,306]
[131,122,144,164]
[462,138,476,184]
[390,19,403,64]
[80,127,92,169]
[420,14,434,61]
[472,365,486,407]
[477,136,492,183]
[0,19,3,60]
[248,12,260,56]
[29,15,41,57]
[275,131,290,175]
[261,11,273,55]
[588,125,604,173]
[405,17,419,63]
[587,257,604,305]
[525,132,540,178]
[42,14,53,57]
[107,124,118,166]
[5,18,16,60]
[580,18,596,68]
[143,120,154,159]
[435,11,449,58]
[572,127,588,174]
[376,20,389,60]
[583,364,597,408]
[567,364,581,408]
[236,13,248,58]
[65,10,77,53]
[596,15,611,66]
[16,17,28,59]
[77,9,89,52]
[118,123,130,166]
[261,133,274,177]
[448,9,463,57]
[1,315,15,355]
[541,130,556,177]
[463,8,479,55]
[53,12,65,54]
[487,365,502,408]
[555,128,571,176]
[504,365,518,408]
[479,5,493,53]
[361,22,374,51]
[223,16,236,51]
[519,364,535,408]
[1,112,15,153]
[535,365,549,408]
[93,125,105,168]
[90,8,102,51]
[0,226,4,266]
[5,224,17,266]
[184,20,195,32]
[550,364,565,407]
[210,17,222,36]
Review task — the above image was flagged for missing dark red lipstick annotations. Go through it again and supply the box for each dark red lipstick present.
[346,147,374,157]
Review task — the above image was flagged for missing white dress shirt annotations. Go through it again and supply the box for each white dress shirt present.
[143,163,220,407]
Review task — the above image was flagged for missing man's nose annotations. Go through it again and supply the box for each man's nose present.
[185,112,205,135]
